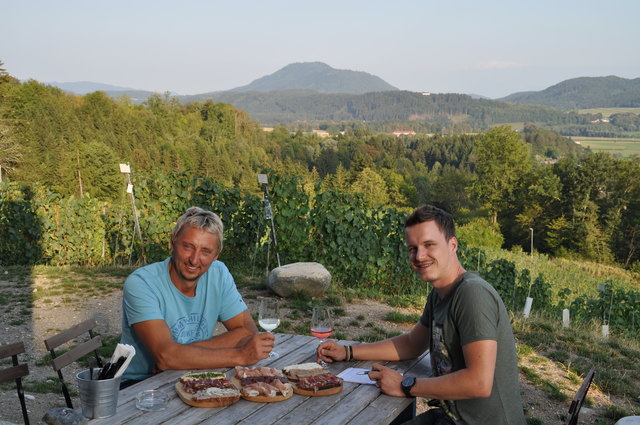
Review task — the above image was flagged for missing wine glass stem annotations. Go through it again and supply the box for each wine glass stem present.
[318,338,327,367]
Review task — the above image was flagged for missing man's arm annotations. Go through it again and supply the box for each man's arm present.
[132,310,274,371]
[372,339,497,399]
[190,310,259,350]
[318,321,430,363]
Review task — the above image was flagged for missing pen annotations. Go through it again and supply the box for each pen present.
[356,368,401,375]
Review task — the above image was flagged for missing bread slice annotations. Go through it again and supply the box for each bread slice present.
[282,362,324,380]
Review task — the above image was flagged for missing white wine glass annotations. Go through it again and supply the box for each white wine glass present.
[311,307,333,367]
[258,298,280,359]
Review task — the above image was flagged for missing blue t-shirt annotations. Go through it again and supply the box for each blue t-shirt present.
[120,258,248,381]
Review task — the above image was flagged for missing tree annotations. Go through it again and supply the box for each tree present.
[0,64,22,181]
[0,123,22,182]
[472,126,532,223]
[351,167,389,206]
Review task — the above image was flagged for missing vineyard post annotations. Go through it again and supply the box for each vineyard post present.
[258,173,281,271]
[523,227,534,318]
[599,283,609,337]
[119,163,145,262]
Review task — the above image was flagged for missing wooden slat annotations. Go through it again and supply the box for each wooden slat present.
[346,393,413,425]
[44,317,98,350]
[51,336,102,371]
[0,341,25,358]
[0,364,29,382]
[565,366,596,425]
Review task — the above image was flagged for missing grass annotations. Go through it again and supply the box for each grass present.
[481,247,638,304]
[571,136,640,157]
[513,312,640,405]
[574,107,640,117]
[384,310,421,324]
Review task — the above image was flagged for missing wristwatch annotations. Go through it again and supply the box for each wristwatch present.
[401,376,416,397]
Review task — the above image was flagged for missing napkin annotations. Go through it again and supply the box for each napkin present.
[110,343,136,378]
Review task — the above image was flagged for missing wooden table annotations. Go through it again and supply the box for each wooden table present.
[88,333,432,425]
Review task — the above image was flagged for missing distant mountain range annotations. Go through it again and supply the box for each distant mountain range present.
[48,81,137,94]
[500,75,640,110]
[46,64,639,124]
[48,62,398,98]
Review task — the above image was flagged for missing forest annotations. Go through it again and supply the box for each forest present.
[1,65,640,271]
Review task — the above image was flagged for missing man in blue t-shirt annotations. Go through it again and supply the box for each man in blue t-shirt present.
[120,207,274,386]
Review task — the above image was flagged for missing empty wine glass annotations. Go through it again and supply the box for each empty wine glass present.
[258,298,280,358]
[311,307,333,367]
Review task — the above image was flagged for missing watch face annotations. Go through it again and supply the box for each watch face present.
[402,376,416,388]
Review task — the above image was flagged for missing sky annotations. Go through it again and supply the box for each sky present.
[3,0,639,99]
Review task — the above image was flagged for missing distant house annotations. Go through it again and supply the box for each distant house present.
[421,92,431,96]
[312,130,331,138]
[393,130,416,137]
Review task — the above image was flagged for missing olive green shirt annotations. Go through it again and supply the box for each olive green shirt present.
[419,272,526,425]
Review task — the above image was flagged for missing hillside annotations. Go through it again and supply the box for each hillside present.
[501,75,640,110]
[227,61,398,94]
[182,89,571,126]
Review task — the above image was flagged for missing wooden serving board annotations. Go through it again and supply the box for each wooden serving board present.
[232,376,294,403]
[175,382,240,408]
[292,384,343,397]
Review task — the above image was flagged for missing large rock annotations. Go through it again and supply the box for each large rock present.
[267,262,331,298]
[615,417,640,425]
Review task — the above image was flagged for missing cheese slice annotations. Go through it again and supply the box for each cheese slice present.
[194,386,239,400]
[283,363,323,374]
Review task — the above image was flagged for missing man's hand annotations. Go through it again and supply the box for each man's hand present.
[368,363,405,397]
[240,332,275,365]
[317,340,346,363]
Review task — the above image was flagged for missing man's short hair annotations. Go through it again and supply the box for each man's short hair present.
[404,205,456,241]
[171,207,224,252]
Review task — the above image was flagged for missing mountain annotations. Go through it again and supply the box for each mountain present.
[227,62,398,94]
[501,76,640,110]
[46,81,139,95]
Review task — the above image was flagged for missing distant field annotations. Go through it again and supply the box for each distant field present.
[572,136,640,157]
[575,107,640,117]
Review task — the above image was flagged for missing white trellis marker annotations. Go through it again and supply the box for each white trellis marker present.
[562,309,570,328]
[523,297,533,319]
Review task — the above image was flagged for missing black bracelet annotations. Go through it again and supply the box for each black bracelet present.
[349,345,354,361]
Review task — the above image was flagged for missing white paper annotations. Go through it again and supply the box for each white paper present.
[110,343,136,378]
[337,367,376,385]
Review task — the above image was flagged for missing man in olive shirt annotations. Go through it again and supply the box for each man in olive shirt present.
[318,205,525,424]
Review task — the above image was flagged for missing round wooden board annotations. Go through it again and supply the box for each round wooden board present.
[175,382,240,408]
[232,377,294,403]
[292,384,343,397]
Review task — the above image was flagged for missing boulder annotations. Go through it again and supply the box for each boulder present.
[267,262,331,298]
[615,417,640,425]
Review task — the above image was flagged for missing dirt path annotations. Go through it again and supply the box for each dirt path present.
[0,271,616,424]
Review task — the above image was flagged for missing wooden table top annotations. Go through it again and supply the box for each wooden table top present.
[88,333,432,425]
